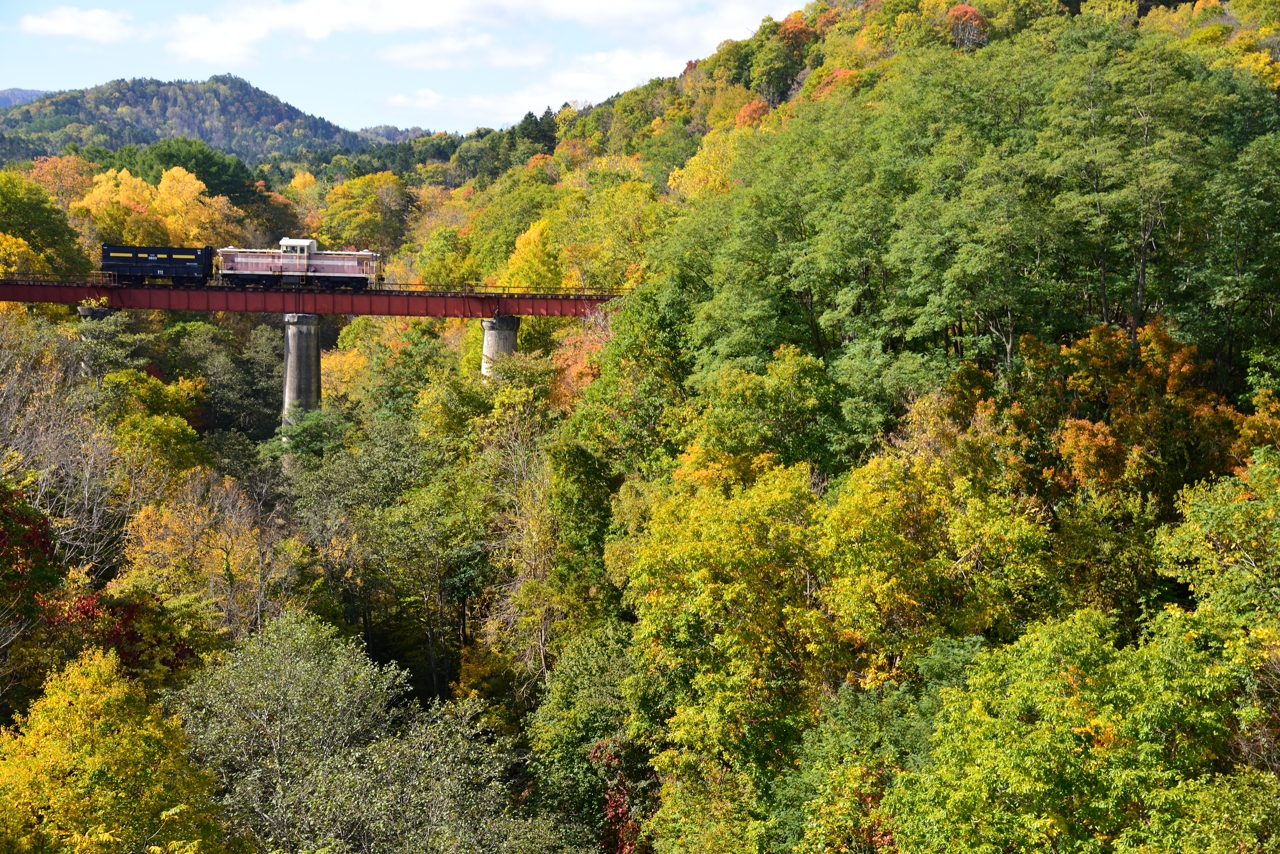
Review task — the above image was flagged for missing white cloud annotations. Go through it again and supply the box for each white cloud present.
[167,14,249,63]
[158,0,777,63]
[387,88,444,109]
[382,34,548,70]
[382,34,491,70]
[19,6,133,43]
[387,46,689,128]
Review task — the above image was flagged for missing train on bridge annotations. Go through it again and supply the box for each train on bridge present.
[4,235,615,318]
[101,238,381,290]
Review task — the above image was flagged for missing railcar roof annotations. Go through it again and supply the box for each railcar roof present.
[280,238,319,251]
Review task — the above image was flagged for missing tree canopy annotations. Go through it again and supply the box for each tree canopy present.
[2,2,1280,852]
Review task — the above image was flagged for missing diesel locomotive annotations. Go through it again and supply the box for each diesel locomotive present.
[100,239,380,290]
[219,239,379,290]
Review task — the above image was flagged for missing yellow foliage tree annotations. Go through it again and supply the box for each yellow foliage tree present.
[498,219,564,292]
[152,169,244,246]
[0,232,53,278]
[318,171,409,255]
[0,649,233,854]
[818,395,1051,680]
[282,171,326,236]
[623,463,833,853]
[119,470,300,637]
[320,345,370,408]
[545,181,672,292]
[668,128,748,199]
[73,167,244,250]
[74,169,170,247]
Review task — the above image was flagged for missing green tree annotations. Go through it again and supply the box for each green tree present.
[774,638,983,854]
[158,321,282,442]
[115,137,257,205]
[99,369,208,473]
[0,478,61,720]
[303,698,560,854]
[319,171,410,255]
[176,612,409,851]
[1158,446,1280,626]
[887,609,1241,854]
[529,623,641,847]
[623,463,831,852]
[358,469,490,698]
[683,344,850,474]
[0,171,90,275]
[1037,27,1233,342]
[466,168,563,278]
[176,611,551,853]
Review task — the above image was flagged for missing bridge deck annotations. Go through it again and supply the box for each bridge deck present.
[0,279,615,317]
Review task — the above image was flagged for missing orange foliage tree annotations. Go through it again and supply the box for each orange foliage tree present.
[27,155,95,213]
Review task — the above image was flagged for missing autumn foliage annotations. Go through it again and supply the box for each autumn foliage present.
[735,100,771,128]
[777,11,818,51]
[947,4,988,47]
[2,3,1280,852]
[0,483,58,653]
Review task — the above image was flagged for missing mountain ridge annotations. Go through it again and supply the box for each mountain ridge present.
[0,89,46,109]
[0,75,400,165]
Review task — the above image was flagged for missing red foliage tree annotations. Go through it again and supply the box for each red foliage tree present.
[38,588,200,681]
[590,741,643,854]
[0,482,59,655]
[813,68,860,99]
[947,4,989,48]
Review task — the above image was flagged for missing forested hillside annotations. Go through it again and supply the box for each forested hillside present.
[0,75,367,164]
[2,0,1280,852]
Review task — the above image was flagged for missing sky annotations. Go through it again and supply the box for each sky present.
[0,0,795,132]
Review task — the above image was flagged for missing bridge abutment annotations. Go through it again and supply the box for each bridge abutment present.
[481,315,520,376]
[282,313,321,425]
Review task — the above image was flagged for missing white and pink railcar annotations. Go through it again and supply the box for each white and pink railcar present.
[218,238,380,289]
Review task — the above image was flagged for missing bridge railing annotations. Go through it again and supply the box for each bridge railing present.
[0,273,627,299]
[0,271,119,287]
[373,281,629,298]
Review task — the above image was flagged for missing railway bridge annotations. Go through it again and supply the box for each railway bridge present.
[0,276,617,422]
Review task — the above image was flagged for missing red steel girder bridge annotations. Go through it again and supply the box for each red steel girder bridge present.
[0,278,615,317]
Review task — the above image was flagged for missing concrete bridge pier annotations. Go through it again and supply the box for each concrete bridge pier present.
[282,313,321,425]
[481,315,520,376]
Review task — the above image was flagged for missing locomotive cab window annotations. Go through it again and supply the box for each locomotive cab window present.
[280,238,317,255]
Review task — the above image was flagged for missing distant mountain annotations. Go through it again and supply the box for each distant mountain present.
[0,75,368,165]
[360,125,430,145]
[0,89,46,109]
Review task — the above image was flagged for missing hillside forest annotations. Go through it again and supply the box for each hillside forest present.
[3,0,1280,851]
